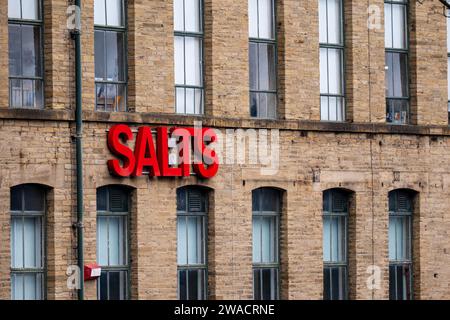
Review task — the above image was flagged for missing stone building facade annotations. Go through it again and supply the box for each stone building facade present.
[1,0,450,300]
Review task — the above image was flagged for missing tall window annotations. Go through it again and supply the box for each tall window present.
[389,190,414,300]
[447,10,450,123]
[8,0,43,109]
[322,189,348,300]
[385,0,409,124]
[319,0,345,122]
[177,187,208,300]
[94,0,127,112]
[174,0,204,115]
[252,188,280,300]
[249,0,277,119]
[97,186,130,300]
[10,185,46,300]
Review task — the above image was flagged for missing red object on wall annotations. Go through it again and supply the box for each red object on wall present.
[107,124,220,179]
[84,264,102,281]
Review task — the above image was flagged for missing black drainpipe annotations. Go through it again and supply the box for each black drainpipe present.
[71,0,84,300]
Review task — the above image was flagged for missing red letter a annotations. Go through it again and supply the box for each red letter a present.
[133,127,161,177]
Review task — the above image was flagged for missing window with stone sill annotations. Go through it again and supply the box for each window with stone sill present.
[249,0,278,119]
[385,0,409,125]
[94,0,127,112]
[8,0,44,109]
[174,0,204,115]
[319,0,345,122]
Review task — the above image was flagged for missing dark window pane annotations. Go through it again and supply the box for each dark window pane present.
[109,187,128,212]
[253,269,261,300]
[97,187,107,211]
[11,186,22,211]
[261,189,279,212]
[323,267,331,300]
[99,271,108,300]
[21,25,41,77]
[23,185,44,211]
[250,92,258,118]
[188,270,201,300]
[177,188,187,212]
[9,25,22,76]
[261,268,277,300]
[178,269,187,300]
[95,30,105,80]
[108,271,121,300]
[252,189,260,212]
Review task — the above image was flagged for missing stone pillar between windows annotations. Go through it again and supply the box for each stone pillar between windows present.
[344,0,386,123]
[409,0,448,126]
[203,0,249,118]
[278,0,320,121]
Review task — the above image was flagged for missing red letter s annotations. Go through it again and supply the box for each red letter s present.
[107,124,136,177]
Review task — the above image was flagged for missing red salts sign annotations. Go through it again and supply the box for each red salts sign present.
[107,124,219,179]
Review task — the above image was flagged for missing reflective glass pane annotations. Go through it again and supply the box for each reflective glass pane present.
[252,217,262,263]
[8,0,21,19]
[12,274,24,300]
[177,217,187,265]
[174,0,184,31]
[320,48,328,93]
[97,216,108,265]
[185,0,201,33]
[326,0,342,45]
[184,37,202,86]
[108,216,126,266]
[117,84,127,112]
[9,25,22,76]
[392,4,406,49]
[327,48,342,95]
[319,0,327,43]
[23,217,41,268]
[185,88,195,114]
[23,273,37,300]
[249,0,258,38]
[176,87,186,114]
[174,36,185,85]
[385,4,392,48]
[21,0,40,20]
[21,25,41,77]
[94,0,106,25]
[106,0,123,27]
[11,217,24,268]
[94,31,105,80]
[258,0,274,39]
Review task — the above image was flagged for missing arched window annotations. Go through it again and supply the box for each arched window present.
[177,187,208,300]
[389,189,414,300]
[97,186,130,300]
[252,188,281,300]
[323,189,349,300]
[10,184,47,300]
